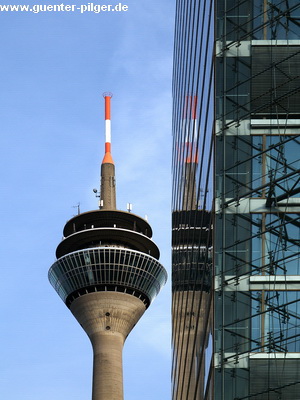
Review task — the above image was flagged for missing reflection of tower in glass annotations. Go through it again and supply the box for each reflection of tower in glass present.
[48,94,167,400]
[172,95,212,399]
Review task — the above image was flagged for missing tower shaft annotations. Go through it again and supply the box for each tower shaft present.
[70,292,146,400]
[100,162,116,210]
[92,334,123,400]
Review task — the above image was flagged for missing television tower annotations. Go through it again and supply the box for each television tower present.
[49,93,167,400]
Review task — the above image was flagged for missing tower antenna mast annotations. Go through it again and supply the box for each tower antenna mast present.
[100,92,116,210]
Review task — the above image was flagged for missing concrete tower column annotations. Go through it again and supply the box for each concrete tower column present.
[100,163,116,210]
[70,292,146,400]
[91,333,123,400]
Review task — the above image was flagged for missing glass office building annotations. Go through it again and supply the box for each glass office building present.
[172,1,300,399]
[172,0,214,398]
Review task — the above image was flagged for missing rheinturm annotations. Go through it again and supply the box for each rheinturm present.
[48,93,167,400]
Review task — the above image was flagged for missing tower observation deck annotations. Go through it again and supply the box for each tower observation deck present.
[48,94,167,400]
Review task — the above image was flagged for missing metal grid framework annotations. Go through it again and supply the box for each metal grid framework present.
[215,1,300,398]
[172,0,300,399]
[49,247,167,306]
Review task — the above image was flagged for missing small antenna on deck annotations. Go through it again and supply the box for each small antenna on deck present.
[72,202,80,215]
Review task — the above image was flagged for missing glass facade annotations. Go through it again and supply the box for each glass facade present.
[172,1,300,399]
[172,0,214,398]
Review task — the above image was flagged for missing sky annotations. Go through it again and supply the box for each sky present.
[0,1,174,398]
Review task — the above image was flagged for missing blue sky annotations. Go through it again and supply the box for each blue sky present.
[1,1,174,398]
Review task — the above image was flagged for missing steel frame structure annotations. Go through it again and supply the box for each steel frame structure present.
[215,1,300,399]
[172,0,300,399]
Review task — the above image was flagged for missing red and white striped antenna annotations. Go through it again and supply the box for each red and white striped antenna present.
[183,94,198,164]
[102,92,114,164]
